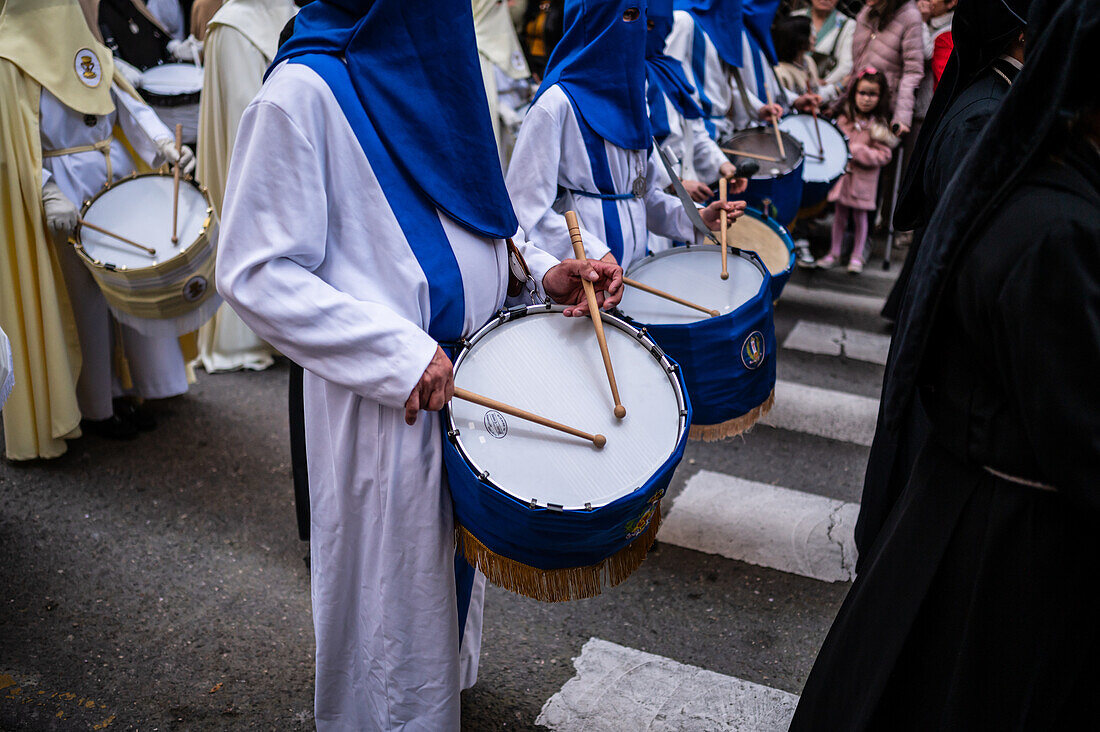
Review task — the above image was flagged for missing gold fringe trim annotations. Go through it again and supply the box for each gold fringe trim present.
[688,388,775,442]
[455,504,662,603]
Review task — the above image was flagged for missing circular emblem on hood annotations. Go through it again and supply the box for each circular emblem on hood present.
[75,49,103,88]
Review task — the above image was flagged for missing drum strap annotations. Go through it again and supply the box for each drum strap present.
[653,140,721,246]
[42,137,113,181]
[728,67,760,124]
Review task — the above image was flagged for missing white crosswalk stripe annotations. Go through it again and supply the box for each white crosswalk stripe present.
[761,380,879,446]
[660,471,859,582]
[782,320,892,366]
[780,283,886,317]
[537,639,798,731]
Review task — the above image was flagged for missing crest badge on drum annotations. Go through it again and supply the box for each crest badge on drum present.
[741,331,765,370]
[74,49,102,88]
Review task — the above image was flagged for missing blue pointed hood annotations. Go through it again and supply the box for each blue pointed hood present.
[742,0,779,64]
[673,0,743,67]
[647,0,704,141]
[269,0,518,239]
[534,0,651,151]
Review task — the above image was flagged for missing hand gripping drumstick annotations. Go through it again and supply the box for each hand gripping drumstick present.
[77,218,157,256]
[453,387,606,448]
[563,210,626,420]
[763,85,786,159]
[171,123,182,246]
[719,176,729,280]
[621,277,719,317]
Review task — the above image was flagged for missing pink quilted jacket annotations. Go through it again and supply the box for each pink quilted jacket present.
[848,2,925,128]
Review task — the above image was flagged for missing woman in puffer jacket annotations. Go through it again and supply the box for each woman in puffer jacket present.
[848,0,925,136]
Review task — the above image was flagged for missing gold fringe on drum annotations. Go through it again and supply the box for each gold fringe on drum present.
[455,504,662,603]
[688,388,775,442]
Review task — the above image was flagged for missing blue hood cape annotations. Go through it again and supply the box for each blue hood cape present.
[673,0,743,68]
[269,0,518,242]
[647,0,704,142]
[534,0,651,151]
[742,0,779,65]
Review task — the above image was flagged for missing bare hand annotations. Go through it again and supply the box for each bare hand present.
[758,103,784,122]
[892,122,911,137]
[793,93,822,114]
[543,258,624,317]
[700,200,747,230]
[404,346,454,425]
[682,179,714,203]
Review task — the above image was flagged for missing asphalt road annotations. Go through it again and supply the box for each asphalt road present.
[1,252,898,731]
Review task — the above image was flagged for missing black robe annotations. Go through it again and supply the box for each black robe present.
[790,142,1100,729]
[857,59,1019,568]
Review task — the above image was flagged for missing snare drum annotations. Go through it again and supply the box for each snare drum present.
[444,305,690,602]
[617,246,776,441]
[778,114,849,210]
[722,127,805,228]
[74,172,220,338]
[139,63,203,144]
[725,207,796,301]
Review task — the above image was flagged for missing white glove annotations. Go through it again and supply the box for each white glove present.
[157,139,196,176]
[41,180,79,237]
[166,35,204,64]
[499,104,522,130]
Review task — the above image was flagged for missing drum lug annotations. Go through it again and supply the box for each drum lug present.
[446,428,460,442]
[546,503,564,513]
[477,470,490,482]
[679,409,688,418]
[584,503,593,512]
[529,498,538,509]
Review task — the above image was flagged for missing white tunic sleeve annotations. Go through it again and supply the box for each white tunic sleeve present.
[690,118,728,182]
[113,85,172,167]
[216,99,439,409]
[644,151,696,243]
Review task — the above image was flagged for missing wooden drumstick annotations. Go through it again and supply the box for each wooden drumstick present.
[811,109,825,157]
[563,210,625,420]
[171,123,182,246]
[453,387,606,448]
[622,277,719,317]
[719,176,729,280]
[77,218,157,256]
[763,84,786,159]
[720,148,781,163]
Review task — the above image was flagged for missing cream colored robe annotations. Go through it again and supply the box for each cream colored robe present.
[195,0,294,373]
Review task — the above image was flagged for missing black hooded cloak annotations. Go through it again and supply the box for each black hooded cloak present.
[790,0,1100,727]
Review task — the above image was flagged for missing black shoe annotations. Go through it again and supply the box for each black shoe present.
[81,415,139,440]
[113,398,157,431]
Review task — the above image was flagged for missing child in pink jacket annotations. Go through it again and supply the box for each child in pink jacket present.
[821,68,898,273]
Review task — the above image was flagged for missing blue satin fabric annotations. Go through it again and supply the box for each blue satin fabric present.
[742,0,779,64]
[647,0,704,142]
[627,250,776,426]
[674,0,744,67]
[535,0,651,151]
[269,0,518,241]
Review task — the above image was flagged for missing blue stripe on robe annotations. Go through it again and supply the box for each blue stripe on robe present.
[690,23,717,138]
[746,33,768,102]
[289,54,466,343]
[570,101,627,263]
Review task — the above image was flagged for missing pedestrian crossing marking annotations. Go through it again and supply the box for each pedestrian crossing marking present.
[781,283,887,317]
[782,320,891,366]
[537,638,798,731]
[660,471,858,582]
[762,380,879,447]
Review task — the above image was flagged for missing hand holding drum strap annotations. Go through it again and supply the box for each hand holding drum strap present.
[563,210,625,420]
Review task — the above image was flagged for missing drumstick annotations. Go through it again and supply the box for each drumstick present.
[563,210,626,420]
[622,277,719,317]
[763,84,786,159]
[811,109,825,157]
[171,123,182,246]
[719,176,729,280]
[720,148,781,163]
[77,219,157,256]
[453,387,606,448]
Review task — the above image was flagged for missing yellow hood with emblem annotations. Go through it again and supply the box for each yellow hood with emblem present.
[0,0,116,115]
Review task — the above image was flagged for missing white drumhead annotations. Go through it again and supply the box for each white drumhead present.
[140,63,203,94]
[80,176,208,270]
[450,310,684,510]
[778,115,848,184]
[619,247,763,325]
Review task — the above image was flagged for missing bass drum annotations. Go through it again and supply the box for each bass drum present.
[778,114,850,212]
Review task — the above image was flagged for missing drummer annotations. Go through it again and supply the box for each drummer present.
[215,0,624,727]
[0,0,195,457]
[507,0,744,270]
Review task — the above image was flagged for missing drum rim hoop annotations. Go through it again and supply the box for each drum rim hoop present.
[443,304,690,511]
[622,241,781,304]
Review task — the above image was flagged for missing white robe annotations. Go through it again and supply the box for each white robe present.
[195,0,296,373]
[506,84,699,271]
[0,325,12,412]
[216,61,559,731]
[654,93,727,184]
[40,85,188,420]
[146,0,185,41]
[736,29,798,126]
